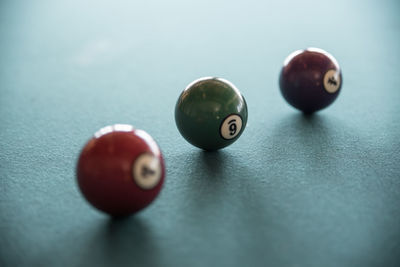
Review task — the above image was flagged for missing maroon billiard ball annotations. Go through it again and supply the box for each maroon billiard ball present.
[76,124,165,216]
[279,48,342,113]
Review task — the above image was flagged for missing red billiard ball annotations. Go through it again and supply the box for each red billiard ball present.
[76,124,165,216]
[279,48,342,113]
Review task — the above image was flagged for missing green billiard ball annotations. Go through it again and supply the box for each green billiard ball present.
[175,77,248,150]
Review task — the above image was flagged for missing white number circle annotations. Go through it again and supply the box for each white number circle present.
[220,114,243,140]
[323,69,341,93]
[132,153,162,190]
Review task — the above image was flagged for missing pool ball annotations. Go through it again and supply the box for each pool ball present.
[279,48,342,113]
[175,77,248,150]
[76,124,165,216]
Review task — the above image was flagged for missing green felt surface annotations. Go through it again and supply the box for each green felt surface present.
[1,0,400,266]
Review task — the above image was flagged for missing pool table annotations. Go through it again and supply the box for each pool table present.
[1,0,399,266]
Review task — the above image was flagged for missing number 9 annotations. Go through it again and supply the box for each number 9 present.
[229,120,237,135]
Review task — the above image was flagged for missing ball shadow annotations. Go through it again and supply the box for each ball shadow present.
[177,148,289,261]
[197,150,228,179]
[181,148,275,219]
[81,216,161,266]
[181,150,231,202]
[264,112,345,183]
